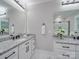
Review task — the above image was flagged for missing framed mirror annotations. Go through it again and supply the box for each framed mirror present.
[0,16,9,35]
[53,10,79,37]
[53,16,69,36]
[74,15,79,32]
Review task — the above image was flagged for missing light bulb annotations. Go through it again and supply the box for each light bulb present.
[55,16,62,23]
[0,6,7,15]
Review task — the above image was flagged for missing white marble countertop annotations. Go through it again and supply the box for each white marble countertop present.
[54,37,79,45]
[0,35,35,55]
[0,38,26,54]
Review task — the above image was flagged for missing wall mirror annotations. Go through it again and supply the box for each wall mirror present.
[0,17,9,35]
[53,15,69,36]
[0,0,10,35]
[74,15,79,33]
[53,10,79,37]
[0,0,26,36]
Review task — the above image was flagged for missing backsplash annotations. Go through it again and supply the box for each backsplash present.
[0,33,25,42]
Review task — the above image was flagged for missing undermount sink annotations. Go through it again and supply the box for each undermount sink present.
[0,40,15,52]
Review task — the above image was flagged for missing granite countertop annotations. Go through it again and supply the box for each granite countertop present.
[0,34,35,55]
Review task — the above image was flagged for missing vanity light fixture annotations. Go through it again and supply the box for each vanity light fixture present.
[55,16,62,23]
[0,13,6,16]
[62,0,79,5]
[14,0,25,9]
[0,6,7,16]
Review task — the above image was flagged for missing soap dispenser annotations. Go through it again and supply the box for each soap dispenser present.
[73,32,78,40]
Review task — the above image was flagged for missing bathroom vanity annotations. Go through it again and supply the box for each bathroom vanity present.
[0,34,36,59]
[53,37,79,59]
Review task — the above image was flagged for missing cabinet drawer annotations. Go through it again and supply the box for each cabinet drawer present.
[5,48,18,59]
[54,43,75,51]
[0,47,18,59]
[55,50,75,59]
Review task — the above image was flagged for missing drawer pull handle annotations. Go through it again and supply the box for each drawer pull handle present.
[62,54,70,57]
[62,46,69,48]
[5,52,15,59]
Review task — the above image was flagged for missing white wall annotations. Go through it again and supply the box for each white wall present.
[8,9,26,34]
[27,1,59,51]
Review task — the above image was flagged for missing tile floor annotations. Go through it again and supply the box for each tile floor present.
[31,49,54,59]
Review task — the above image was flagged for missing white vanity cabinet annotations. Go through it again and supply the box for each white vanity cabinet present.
[0,47,18,59]
[0,37,36,59]
[54,42,75,59]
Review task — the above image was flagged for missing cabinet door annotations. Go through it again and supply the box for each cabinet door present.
[26,40,33,59]
[0,47,18,59]
[75,52,79,59]
[54,43,75,51]
[29,39,35,51]
[28,39,35,59]
[19,41,30,59]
